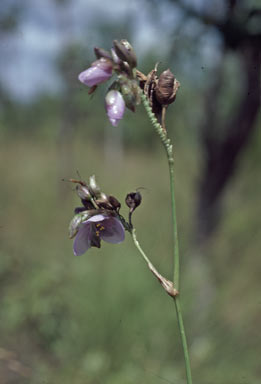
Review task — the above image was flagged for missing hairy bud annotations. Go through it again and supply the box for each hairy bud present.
[113,39,137,68]
[94,47,112,60]
[76,184,91,201]
[89,175,101,197]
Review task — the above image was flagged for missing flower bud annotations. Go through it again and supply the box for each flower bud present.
[96,192,111,209]
[105,90,125,126]
[78,58,113,87]
[120,80,138,112]
[125,191,142,212]
[155,69,180,106]
[113,39,137,68]
[76,184,91,201]
[69,211,90,239]
[111,48,121,64]
[89,175,101,197]
[94,47,112,60]
[108,195,121,211]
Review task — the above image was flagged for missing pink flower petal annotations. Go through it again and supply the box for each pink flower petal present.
[105,90,125,126]
[78,59,112,87]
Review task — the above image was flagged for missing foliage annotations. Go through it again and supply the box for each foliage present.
[0,134,260,383]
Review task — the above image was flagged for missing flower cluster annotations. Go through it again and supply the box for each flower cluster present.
[78,40,139,126]
[72,213,125,256]
[68,176,142,256]
[78,40,180,129]
[68,175,127,255]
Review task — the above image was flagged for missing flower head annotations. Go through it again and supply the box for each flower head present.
[105,90,125,126]
[73,213,125,256]
[78,58,113,87]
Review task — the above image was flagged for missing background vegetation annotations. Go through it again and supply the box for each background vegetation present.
[0,0,260,383]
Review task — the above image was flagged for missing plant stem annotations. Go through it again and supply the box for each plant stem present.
[140,92,193,384]
[168,154,180,289]
[174,296,193,384]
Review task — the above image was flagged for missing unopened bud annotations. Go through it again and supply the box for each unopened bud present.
[125,191,142,212]
[96,192,110,209]
[121,83,136,112]
[94,47,112,60]
[108,195,121,211]
[111,48,121,64]
[69,211,89,238]
[105,90,125,126]
[155,69,180,106]
[113,39,137,68]
[76,184,91,201]
[89,175,101,197]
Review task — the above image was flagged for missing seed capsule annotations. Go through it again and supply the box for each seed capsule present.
[125,191,142,212]
[155,69,180,106]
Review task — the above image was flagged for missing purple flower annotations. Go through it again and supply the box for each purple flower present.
[105,90,125,126]
[73,214,125,256]
[78,58,113,87]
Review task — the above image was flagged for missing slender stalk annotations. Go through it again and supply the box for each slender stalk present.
[131,228,178,298]
[174,297,193,384]
[140,92,193,384]
[168,153,180,288]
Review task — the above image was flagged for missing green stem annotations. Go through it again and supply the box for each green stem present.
[174,296,193,384]
[140,92,192,384]
[168,153,180,289]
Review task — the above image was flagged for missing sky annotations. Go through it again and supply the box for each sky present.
[0,0,175,100]
[0,0,221,101]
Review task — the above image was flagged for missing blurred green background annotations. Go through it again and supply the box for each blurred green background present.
[0,1,261,383]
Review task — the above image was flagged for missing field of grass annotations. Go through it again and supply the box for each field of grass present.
[0,134,260,384]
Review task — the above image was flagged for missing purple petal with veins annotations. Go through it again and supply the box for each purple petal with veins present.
[73,221,92,256]
[99,217,125,243]
[73,214,125,256]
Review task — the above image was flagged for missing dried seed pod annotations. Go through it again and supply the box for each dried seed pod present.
[155,69,180,106]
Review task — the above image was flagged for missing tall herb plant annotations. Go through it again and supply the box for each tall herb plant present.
[68,40,192,384]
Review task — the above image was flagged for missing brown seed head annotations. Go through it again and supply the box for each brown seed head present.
[155,69,180,106]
